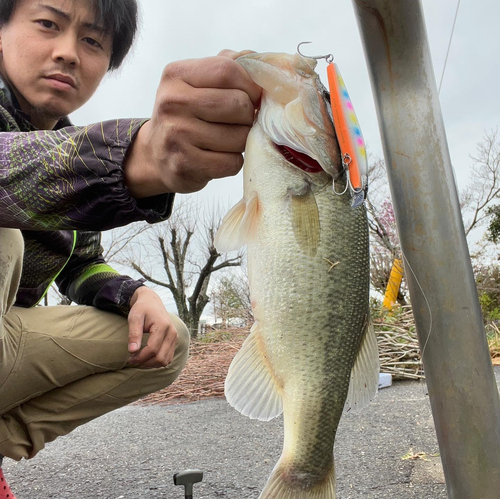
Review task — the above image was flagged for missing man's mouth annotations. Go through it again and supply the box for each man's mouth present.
[45,74,77,90]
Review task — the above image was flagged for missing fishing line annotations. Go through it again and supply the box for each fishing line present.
[438,0,461,94]
[435,1,462,194]
[400,250,433,384]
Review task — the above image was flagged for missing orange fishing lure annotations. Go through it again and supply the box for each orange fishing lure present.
[326,59,368,207]
[297,43,368,207]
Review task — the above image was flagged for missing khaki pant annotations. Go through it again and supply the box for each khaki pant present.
[0,228,190,461]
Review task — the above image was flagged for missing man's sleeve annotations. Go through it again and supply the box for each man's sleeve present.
[0,119,174,231]
[56,231,144,316]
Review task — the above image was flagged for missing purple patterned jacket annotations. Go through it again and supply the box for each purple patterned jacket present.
[0,78,174,316]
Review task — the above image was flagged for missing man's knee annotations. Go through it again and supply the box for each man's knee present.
[0,229,24,318]
[169,314,190,375]
[132,314,190,395]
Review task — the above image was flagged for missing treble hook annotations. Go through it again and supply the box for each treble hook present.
[297,42,334,63]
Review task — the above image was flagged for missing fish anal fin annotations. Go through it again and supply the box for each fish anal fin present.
[215,194,260,253]
[290,187,320,257]
[225,322,283,421]
[344,317,380,413]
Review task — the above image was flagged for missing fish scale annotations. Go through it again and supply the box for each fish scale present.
[215,51,378,499]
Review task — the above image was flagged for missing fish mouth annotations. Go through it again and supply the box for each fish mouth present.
[274,144,324,173]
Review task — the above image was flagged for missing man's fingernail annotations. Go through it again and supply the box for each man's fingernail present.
[129,342,138,351]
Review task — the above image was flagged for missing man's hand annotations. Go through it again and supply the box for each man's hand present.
[124,50,261,198]
[127,286,178,369]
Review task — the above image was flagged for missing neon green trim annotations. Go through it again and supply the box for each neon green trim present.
[71,263,120,292]
[36,230,77,305]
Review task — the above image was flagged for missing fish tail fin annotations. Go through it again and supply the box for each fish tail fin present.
[259,457,336,498]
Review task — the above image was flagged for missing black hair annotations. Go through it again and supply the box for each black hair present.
[0,0,138,70]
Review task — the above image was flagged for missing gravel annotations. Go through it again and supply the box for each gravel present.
[4,366,499,498]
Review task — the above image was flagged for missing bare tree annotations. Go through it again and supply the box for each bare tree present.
[117,202,243,336]
[366,129,500,305]
[211,270,253,327]
[461,129,500,236]
[366,156,400,257]
[101,222,150,262]
[365,157,408,303]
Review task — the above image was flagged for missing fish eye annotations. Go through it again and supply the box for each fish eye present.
[296,69,310,77]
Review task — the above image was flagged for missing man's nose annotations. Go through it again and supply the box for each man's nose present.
[52,32,80,67]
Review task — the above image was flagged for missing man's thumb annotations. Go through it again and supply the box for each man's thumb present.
[128,312,145,353]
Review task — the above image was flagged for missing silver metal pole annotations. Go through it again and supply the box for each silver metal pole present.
[351,1,500,497]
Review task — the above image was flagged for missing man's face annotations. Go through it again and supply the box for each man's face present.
[0,0,112,128]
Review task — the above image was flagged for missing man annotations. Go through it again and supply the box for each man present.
[0,0,261,496]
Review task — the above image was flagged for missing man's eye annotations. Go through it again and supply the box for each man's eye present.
[84,37,102,49]
[38,19,56,29]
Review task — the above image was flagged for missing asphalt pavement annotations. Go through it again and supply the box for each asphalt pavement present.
[4,366,500,499]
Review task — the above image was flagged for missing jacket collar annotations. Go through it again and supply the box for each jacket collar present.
[0,73,72,131]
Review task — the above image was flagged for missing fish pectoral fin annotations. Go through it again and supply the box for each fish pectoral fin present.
[290,187,320,257]
[214,194,260,252]
[344,317,380,413]
[225,322,284,421]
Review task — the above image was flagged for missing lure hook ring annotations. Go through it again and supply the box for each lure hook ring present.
[342,153,352,167]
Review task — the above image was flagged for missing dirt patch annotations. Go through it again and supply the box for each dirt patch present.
[136,328,248,405]
[135,326,500,405]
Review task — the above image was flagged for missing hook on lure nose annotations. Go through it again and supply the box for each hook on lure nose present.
[297,42,334,63]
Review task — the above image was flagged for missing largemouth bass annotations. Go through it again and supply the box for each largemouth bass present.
[215,51,379,499]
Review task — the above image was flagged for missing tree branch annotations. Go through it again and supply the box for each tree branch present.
[129,262,172,290]
[159,236,176,287]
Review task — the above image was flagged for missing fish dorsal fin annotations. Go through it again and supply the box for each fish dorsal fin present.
[290,187,320,257]
[225,322,284,421]
[214,193,260,252]
[344,317,380,413]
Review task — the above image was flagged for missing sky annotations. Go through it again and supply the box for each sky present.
[72,0,500,204]
[70,0,500,312]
